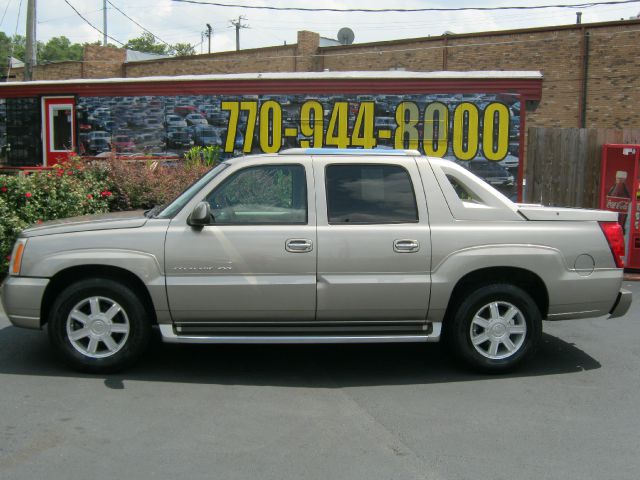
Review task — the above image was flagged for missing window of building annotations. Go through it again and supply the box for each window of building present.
[325,164,418,224]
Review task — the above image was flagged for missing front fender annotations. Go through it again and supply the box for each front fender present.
[24,248,163,281]
[23,248,169,315]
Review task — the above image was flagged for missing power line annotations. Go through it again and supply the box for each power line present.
[171,0,640,13]
[6,0,23,79]
[64,0,125,46]
[106,0,173,48]
[0,0,13,26]
[13,0,21,36]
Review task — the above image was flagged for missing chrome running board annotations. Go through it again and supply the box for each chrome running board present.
[159,323,442,344]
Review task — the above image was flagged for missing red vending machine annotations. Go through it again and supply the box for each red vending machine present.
[600,144,640,269]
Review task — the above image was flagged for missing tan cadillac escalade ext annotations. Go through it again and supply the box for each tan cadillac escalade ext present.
[1,149,632,373]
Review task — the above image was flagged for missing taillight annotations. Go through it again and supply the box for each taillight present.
[599,221,625,268]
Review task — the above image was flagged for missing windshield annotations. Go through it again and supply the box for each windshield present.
[156,162,229,219]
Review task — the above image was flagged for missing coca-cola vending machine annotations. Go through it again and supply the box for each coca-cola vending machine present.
[600,144,640,269]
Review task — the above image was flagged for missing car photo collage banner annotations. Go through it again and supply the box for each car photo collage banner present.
[0,92,521,197]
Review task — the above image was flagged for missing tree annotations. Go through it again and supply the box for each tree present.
[124,32,196,57]
[173,42,196,57]
[124,32,169,55]
[10,34,26,63]
[0,31,12,76]
[39,36,83,63]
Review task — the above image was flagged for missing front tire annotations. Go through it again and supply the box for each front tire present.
[48,278,151,373]
[447,283,541,373]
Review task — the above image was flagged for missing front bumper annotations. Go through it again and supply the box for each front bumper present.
[1,276,49,329]
[609,288,632,318]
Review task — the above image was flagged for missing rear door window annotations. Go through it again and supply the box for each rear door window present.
[325,164,418,224]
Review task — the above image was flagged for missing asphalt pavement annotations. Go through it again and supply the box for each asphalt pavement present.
[0,281,639,480]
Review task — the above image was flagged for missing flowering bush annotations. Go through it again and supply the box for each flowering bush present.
[0,159,111,274]
[0,156,213,276]
[99,158,210,211]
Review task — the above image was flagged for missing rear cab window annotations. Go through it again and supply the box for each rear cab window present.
[429,159,522,221]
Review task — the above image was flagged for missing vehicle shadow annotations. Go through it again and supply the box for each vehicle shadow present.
[0,325,601,388]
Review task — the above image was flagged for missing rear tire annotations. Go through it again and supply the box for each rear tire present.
[447,283,541,373]
[48,278,151,373]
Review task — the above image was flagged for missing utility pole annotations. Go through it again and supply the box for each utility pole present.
[206,23,212,54]
[24,0,36,81]
[229,15,248,51]
[103,0,108,46]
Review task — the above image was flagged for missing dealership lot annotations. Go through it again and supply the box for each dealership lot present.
[0,282,639,480]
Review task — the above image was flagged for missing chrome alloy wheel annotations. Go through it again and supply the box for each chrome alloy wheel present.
[469,301,527,360]
[65,296,130,359]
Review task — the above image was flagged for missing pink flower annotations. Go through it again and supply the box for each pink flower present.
[66,171,73,175]
[87,194,93,200]
[1,186,6,193]
[100,191,112,197]
[25,192,32,198]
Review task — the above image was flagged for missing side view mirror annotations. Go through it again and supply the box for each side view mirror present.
[187,201,213,227]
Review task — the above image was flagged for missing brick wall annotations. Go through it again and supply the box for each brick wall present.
[585,25,640,129]
[12,61,83,81]
[294,31,320,72]
[82,45,126,78]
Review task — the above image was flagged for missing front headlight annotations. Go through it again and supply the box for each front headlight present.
[9,238,27,276]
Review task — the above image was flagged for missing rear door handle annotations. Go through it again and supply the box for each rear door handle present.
[394,239,420,253]
[286,238,313,253]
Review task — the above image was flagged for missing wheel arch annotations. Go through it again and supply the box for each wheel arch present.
[40,265,158,327]
[443,266,549,324]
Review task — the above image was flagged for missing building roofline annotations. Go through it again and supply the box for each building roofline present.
[0,70,542,88]
[124,43,297,66]
[318,18,640,51]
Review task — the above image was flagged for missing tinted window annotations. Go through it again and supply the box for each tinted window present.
[326,164,418,224]
[207,164,307,224]
[445,174,482,204]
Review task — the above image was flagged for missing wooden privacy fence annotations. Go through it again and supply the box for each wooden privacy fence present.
[525,128,640,208]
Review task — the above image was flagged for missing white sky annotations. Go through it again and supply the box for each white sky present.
[1,0,640,55]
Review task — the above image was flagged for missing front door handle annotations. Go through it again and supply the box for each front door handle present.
[286,238,313,253]
[394,239,420,253]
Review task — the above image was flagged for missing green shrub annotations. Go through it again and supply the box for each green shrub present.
[184,145,222,169]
